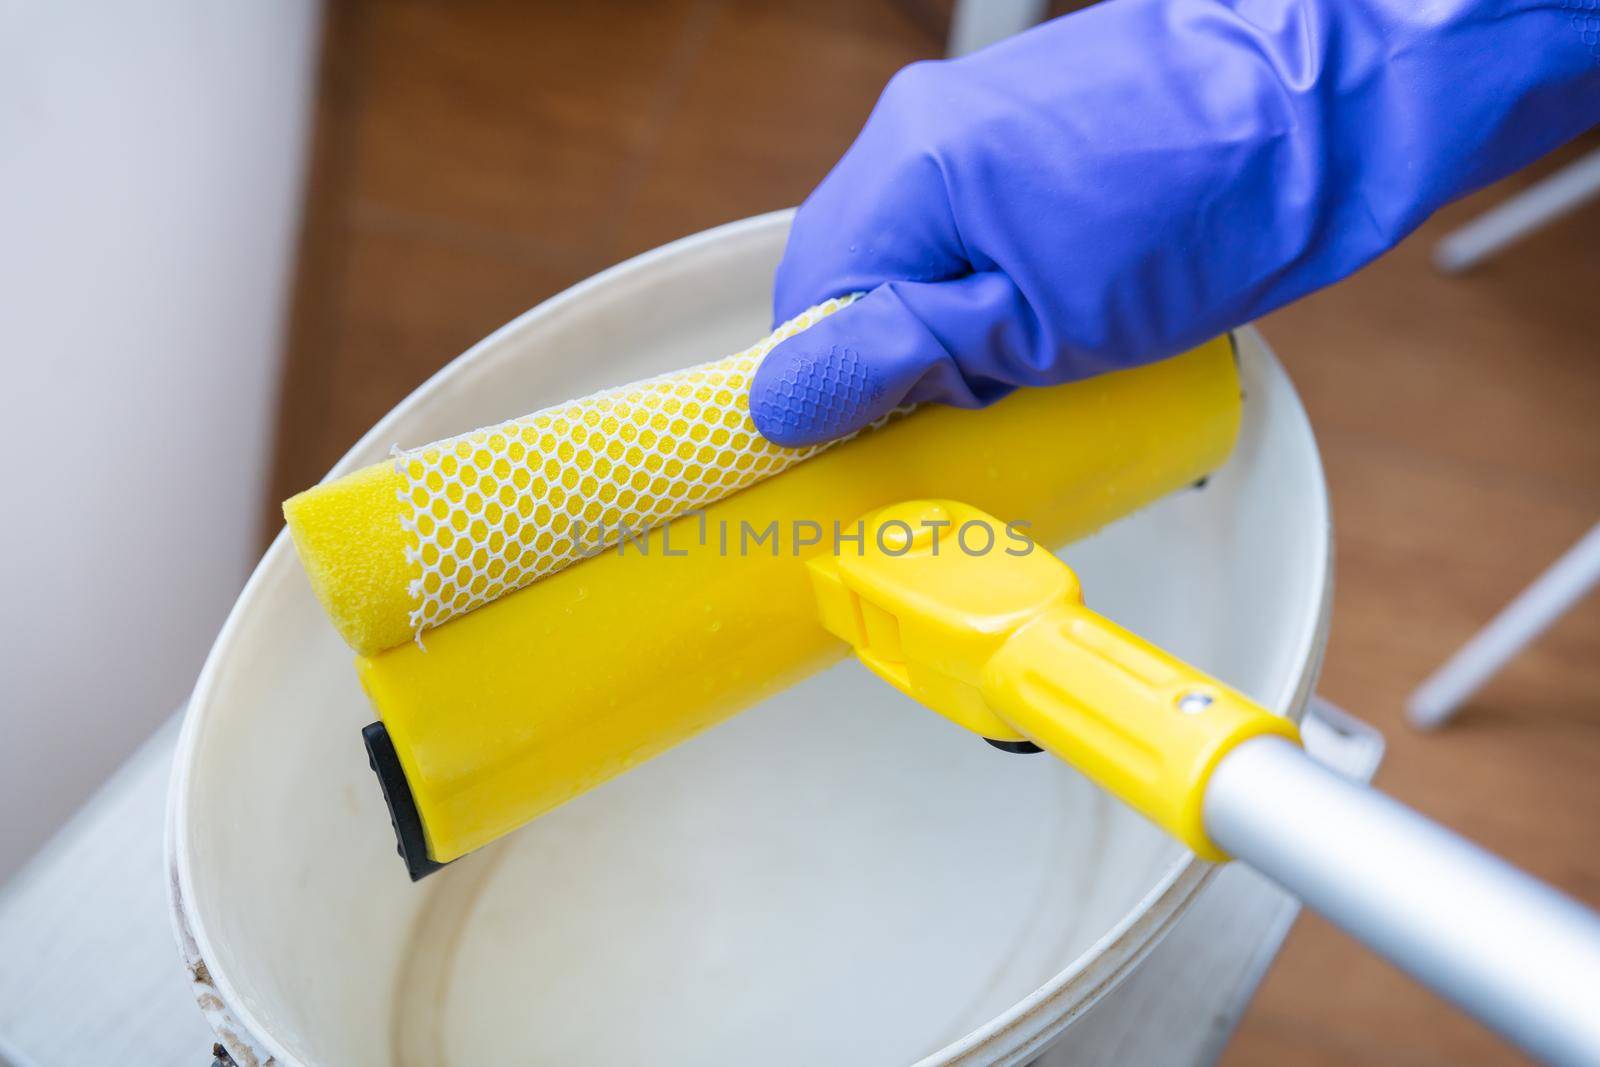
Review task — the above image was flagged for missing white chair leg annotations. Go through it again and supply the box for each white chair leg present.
[1433,148,1600,274]
[947,0,1050,57]
[1408,522,1600,729]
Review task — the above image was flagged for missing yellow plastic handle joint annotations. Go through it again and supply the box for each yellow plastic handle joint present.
[808,500,1301,861]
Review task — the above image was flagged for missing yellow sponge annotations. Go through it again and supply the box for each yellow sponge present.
[284,464,411,656]
[284,296,862,655]
[358,339,1242,863]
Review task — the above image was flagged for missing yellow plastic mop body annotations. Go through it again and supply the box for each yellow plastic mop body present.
[349,339,1241,872]
[809,499,1299,860]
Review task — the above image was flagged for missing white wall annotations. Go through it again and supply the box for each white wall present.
[0,2,321,879]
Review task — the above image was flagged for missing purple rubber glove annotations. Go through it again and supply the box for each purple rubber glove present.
[750,0,1600,447]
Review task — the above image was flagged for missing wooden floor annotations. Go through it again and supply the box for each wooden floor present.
[271,3,1600,1064]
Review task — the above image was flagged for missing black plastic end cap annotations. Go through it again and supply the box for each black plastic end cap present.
[984,737,1044,754]
[362,721,450,882]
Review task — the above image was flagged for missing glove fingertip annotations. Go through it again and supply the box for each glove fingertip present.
[750,328,896,449]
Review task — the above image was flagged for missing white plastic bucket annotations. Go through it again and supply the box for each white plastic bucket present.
[168,211,1330,1067]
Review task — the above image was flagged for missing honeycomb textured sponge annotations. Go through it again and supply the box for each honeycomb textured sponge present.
[285,296,873,654]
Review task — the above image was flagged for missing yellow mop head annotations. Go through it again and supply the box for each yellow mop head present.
[284,296,863,656]
[283,304,1241,877]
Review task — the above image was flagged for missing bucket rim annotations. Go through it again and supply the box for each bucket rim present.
[166,211,1331,1067]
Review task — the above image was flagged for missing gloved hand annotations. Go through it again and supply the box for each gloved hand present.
[750,0,1600,446]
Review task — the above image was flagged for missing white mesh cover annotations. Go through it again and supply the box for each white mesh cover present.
[395,295,865,640]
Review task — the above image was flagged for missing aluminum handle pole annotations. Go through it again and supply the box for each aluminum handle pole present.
[1205,735,1600,1067]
